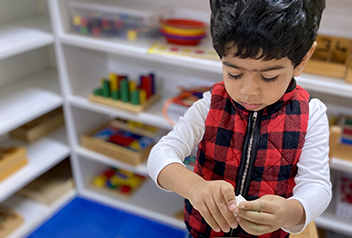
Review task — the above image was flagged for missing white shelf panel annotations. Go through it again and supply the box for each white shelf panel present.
[0,126,70,202]
[68,91,173,130]
[0,69,63,136]
[76,146,149,177]
[329,157,352,173]
[315,197,352,237]
[297,73,352,99]
[2,190,76,238]
[60,33,222,74]
[0,15,54,60]
[81,179,186,230]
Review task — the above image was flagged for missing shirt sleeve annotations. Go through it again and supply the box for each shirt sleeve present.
[282,98,332,233]
[147,91,211,190]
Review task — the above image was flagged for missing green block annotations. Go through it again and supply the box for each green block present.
[346,118,352,126]
[102,80,110,98]
[120,79,129,103]
[131,90,140,105]
[80,27,89,34]
[94,88,103,96]
[111,90,120,100]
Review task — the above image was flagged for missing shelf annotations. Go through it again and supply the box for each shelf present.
[60,33,222,74]
[0,69,63,136]
[68,88,173,130]
[0,126,70,202]
[297,73,352,99]
[81,178,186,230]
[0,15,54,60]
[329,157,352,173]
[315,196,352,237]
[2,190,76,238]
[76,146,149,177]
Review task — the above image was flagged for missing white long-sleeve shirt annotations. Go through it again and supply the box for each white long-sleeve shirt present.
[147,91,332,233]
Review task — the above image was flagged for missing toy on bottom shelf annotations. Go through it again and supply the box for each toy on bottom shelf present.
[0,205,23,238]
[92,167,147,198]
[89,73,160,113]
[0,147,27,182]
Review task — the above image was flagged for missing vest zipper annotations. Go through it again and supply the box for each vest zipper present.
[239,111,258,195]
[230,111,261,237]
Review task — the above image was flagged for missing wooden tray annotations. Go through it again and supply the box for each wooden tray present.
[0,205,23,238]
[0,147,27,182]
[89,93,160,113]
[303,34,352,82]
[81,121,155,166]
[17,159,74,205]
[10,108,64,143]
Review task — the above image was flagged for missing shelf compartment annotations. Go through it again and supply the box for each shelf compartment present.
[0,15,53,60]
[0,70,62,136]
[315,195,352,237]
[0,126,70,202]
[2,190,76,238]
[82,180,185,230]
[76,156,185,229]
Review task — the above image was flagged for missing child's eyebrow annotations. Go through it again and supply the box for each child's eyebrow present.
[222,61,285,72]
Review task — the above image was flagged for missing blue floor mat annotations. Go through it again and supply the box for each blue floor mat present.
[27,197,187,238]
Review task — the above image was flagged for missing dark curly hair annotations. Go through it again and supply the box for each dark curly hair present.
[210,0,326,67]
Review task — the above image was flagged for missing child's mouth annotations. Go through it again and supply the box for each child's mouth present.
[241,102,261,110]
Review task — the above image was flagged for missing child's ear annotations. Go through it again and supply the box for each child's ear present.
[293,41,317,77]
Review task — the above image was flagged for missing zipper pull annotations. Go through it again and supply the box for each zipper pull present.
[252,111,258,122]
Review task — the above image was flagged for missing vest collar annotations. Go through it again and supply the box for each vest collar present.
[231,78,297,116]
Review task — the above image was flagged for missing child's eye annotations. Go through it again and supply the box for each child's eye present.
[228,73,243,80]
[261,75,278,82]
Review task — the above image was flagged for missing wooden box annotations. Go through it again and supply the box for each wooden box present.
[10,107,64,143]
[0,205,23,238]
[0,147,27,182]
[304,34,352,82]
[81,120,156,166]
[17,159,74,205]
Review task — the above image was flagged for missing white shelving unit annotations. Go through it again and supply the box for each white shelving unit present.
[2,0,352,237]
[0,0,73,237]
[46,0,352,236]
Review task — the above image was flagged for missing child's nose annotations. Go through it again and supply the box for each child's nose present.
[240,76,260,97]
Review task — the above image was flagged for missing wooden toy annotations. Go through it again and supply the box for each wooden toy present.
[0,205,23,238]
[10,107,64,143]
[89,73,160,113]
[92,167,147,198]
[148,42,220,61]
[81,120,157,166]
[329,115,352,161]
[304,34,352,83]
[0,147,27,182]
[16,159,74,205]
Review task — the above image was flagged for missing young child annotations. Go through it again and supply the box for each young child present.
[148,0,331,237]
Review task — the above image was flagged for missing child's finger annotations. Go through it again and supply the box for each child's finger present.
[203,195,229,232]
[236,216,273,236]
[235,209,272,225]
[238,200,274,214]
[197,201,222,232]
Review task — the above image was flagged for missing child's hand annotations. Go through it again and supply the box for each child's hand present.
[234,195,304,236]
[187,180,238,233]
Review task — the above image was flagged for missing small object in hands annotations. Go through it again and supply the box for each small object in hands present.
[236,194,247,206]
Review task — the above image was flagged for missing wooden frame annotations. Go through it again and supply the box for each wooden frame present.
[89,93,160,113]
[0,205,23,238]
[10,108,64,143]
[0,147,27,182]
[81,121,154,166]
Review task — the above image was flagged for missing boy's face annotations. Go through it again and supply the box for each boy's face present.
[221,51,308,111]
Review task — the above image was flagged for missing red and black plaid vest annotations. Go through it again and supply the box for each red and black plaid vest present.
[184,80,310,238]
